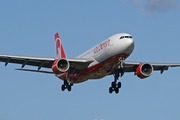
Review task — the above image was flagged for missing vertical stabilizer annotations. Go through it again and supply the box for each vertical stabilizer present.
[54,33,66,59]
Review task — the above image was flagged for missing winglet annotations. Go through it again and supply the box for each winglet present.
[54,33,66,58]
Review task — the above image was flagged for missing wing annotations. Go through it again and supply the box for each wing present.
[0,54,94,73]
[111,61,180,75]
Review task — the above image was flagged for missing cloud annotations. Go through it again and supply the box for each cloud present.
[144,0,179,12]
[127,0,179,13]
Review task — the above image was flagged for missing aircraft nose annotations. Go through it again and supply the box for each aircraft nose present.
[124,38,134,53]
[126,38,134,48]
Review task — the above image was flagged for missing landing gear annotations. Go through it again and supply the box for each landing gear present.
[61,84,66,91]
[67,85,72,91]
[61,79,73,92]
[60,71,74,92]
[109,81,121,94]
[109,87,113,93]
[109,58,124,94]
[117,82,121,88]
[114,87,119,94]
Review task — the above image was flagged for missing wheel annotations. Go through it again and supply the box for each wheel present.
[111,82,116,88]
[114,87,119,94]
[109,87,113,93]
[67,85,71,91]
[117,82,121,88]
[61,85,66,91]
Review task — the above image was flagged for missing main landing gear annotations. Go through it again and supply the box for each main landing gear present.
[61,80,73,92]
[109,58,124,94]
[61,71,74,92]
[109,72,122,94]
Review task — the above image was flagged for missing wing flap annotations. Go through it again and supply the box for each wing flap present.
[124,61,180,67]
[67,58,94,70]
[0,54,54,68]
[124,61,180,70]
[0,54,94,72]
[16,68,54,74]
[110,61,180,75]
[124,61,180,72]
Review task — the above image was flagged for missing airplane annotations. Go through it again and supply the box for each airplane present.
[0,32,180,94]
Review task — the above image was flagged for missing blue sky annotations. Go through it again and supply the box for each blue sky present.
[0,0,180,120]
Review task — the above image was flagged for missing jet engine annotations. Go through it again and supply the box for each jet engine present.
[52,59,70,74]
[136,63,154,79]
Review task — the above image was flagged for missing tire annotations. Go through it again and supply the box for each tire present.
[117,82,121,88]
[111,82,116,88]
[109,87,113,93]
[61,85,66,91]
[114,87,119,94]
[67,85,71,91]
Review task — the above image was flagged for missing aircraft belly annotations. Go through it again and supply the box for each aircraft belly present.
[74,67,111,83]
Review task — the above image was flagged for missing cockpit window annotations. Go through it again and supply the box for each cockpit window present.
[120,36,132,39]
[120,36,124,39]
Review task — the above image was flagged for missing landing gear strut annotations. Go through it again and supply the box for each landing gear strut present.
[109,58,124,94]
[61,71,73,92]
[61,80,73,91]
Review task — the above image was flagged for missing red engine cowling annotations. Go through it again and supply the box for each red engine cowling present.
[52,59,70,74]
[136,63,154,79]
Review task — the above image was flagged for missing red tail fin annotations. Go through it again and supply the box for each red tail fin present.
[54,33,66,59]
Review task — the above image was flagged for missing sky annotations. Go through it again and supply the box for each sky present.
[0,0,180,120]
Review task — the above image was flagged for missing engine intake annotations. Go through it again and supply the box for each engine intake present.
[136,63,153,79]
[52,59,70,74]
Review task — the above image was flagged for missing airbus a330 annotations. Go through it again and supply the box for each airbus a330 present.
[0,32,180,94]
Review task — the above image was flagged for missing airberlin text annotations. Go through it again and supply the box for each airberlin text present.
[94,39,110,54]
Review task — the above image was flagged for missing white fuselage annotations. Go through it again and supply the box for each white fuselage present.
[77,33,134,66]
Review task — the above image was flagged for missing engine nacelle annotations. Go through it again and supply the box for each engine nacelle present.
[136,63,154,79]
[52,59,70,74]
